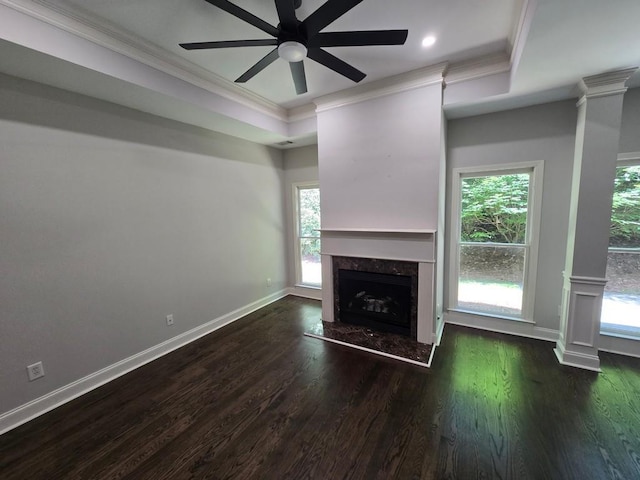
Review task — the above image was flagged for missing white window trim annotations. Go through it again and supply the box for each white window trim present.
[292,181,321,288]
[448,160,544,322]
[600,153,640,336]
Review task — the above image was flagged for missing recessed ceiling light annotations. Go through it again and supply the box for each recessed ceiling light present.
[422,36,436,48]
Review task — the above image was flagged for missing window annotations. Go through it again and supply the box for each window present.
[450,162,543,320]
[601,161,640,336]
[294,184,321,287]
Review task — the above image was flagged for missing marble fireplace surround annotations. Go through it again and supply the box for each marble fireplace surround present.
[320,228,436,345]
[333,256,418,339]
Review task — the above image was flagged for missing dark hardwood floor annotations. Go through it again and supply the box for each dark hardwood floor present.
[2,296,640,479]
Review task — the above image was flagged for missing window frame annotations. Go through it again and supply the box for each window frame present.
[448,161,544,322]
[600,155,640,337]
[292,182,321,288]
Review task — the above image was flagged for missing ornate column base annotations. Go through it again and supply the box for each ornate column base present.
[554,275,606,372]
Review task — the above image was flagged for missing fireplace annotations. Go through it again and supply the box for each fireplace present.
[320,228,437,345]
[338,269,412,336]
[333,256,419,339]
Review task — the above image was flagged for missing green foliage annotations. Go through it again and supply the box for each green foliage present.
[298,187,321,258]
[610,165,640,247]
[299,187,320,236]
[459,166,640,248]
[460,174,529,244]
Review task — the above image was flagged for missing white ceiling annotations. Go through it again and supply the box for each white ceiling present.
[513,0,640,93]
[0,0,639,145]
[36,0,522,109]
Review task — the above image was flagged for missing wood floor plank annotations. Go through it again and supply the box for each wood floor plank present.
[2,296,640,479]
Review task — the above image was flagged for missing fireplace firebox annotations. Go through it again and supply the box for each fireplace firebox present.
[338,269,413,337]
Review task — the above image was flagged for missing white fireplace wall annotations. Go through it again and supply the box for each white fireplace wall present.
[316,83,443,230]
[315,79,444,344]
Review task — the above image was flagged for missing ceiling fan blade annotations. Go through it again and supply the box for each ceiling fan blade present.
[180,39,278,50]
[290,61,308,94]
[309,30,408,48]
[307,48,366,83]
[204,0,278,37]
[275,0,298,29]
[235,48,279,83]
[302,0,364,36]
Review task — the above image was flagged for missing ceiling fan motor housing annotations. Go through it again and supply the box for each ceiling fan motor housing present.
[279,19,307,40]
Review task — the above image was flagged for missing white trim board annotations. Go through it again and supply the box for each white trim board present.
[445,311,559,343]
[287,286,322,301]
[291,181,320,289]
[435,317,446,346]
[599,334,640,359]
[0,290,288,436]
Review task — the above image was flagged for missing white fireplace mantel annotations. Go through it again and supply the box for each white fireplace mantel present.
[319,228,436,234]
[319,228,436,264]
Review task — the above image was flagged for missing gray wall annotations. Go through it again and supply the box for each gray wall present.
[0,74,286,415]
[446,100,577,331]
[282,146,319,288]
[620,87,640,154]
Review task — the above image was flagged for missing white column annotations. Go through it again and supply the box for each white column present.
[555,68,637,371]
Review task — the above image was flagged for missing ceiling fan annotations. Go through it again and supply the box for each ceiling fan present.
[179,0,408,95]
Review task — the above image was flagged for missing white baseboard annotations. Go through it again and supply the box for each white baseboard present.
[0,290,288,436]
[287,285,322,300]
[598,333,640,359]
[445,311,559,343]
[599,346,640,359]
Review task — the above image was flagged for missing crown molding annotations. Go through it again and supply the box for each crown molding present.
[287,103,317,123]
[2,0,288,121]
[577,67,638,105]
[569,275,608,286]
[445,52,511,86]
[314,63,447,113]
[509,0,537,65]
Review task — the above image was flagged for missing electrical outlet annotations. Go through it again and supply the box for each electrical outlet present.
[27,361,45,381]
[266,278,272,287]
[166,314,174,326]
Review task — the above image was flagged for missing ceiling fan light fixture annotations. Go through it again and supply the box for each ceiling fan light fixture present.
[278,41,308,62]
[180,0,409,95]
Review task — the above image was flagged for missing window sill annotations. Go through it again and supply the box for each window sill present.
[295,284,321,290]
[600,328,640,341]
[448,308,535,325]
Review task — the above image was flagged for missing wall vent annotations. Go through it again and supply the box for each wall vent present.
[276,140,295,146]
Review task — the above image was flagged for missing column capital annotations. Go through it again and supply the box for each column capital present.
[577,67,638,104]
